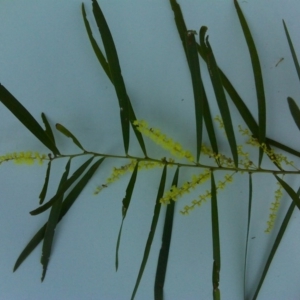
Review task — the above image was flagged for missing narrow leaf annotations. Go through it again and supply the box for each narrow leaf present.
[56,123,85,151]
[131,165,167,300]
[274,175,300,210]
[287,97,300,131]
[13,157,105,272]
[39,161,52,204]
[41,159,71,281]
[244,172,252,299]
[283,20,300,82]
[185,31,204,162]
[92,0,130,154]
[267,137,300,158]
[204,36,238,167]
[0,84,60,155]
[234,0,266,166]
[116,162,139,271]
[81,3,111,80]
[154,167,179,300]
[41,113,56,145]
[82,3,147,156]
[30,156,95,215]
[252,187,299,300]
[211,171,221,299]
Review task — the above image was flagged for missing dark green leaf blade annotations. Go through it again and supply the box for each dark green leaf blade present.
[30,156,95,215]
[204,37,238,167]
[234,0,266,166]
[252,187,299,300]
[41,159,71,281]
[56,123,85,151]
[39,161,52,204]
[116,162,139,271]
[185,31,204,162]
[274,175,300,210]
[92,0,130,154]
[131,165,167,300]
[211,171,221,299]
[13,157,105,272]
[41,113,56,145]
[81,3,111,81]
[244,173,252,299]
[267,137,300,158]
[287,97,300,131]
[0,84,60,155]
[283,20,300,82]
[154,167,179,300]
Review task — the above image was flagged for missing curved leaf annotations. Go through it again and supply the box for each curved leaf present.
[185,31,204,162]
[131,165,167,300]
[41,113,56,145]
[234,0,266,166]
[81,3,111,80]
[154,167,179,300]
[287,97,300,131]
[56,123,85,151]
[283,20,300,82]
[0,84,60,155]
[252,187,299,300]
[116,161,139,271]
[41,159,71,281]
[92,0,130,154]
[39,161,52,204]
[204,36,238,167]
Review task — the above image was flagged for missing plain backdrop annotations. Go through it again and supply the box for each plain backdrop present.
[1,1,300,299]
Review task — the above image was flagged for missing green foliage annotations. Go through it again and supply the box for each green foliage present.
[1,0,300,299]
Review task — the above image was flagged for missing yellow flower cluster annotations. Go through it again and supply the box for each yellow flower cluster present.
[0,151,47,165]
[180,172,235,215]
[94,158,164,195]
[133,120,195,162]
[239,125,296,169]
[265,181,283,233]
[160,169,211,204]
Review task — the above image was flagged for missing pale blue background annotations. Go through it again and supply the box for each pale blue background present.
[0,1,300,299]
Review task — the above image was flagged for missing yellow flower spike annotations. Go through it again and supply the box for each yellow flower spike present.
[133,119,195,163]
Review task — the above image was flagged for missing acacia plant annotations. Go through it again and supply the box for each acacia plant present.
[1,0,300,299]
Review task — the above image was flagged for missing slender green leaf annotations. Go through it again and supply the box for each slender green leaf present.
[39,161,52,204]
[204,36,238,167]
[41,159,71,281]
[81,3,111,80]
[211,171,220,299]
[56,123,85,151]
[116,162,139,271]
[244,172,252,299]
[82,3,147,156]
[131,165,167,300]
[92,0,130,154]
[252,187,299,300]
[267,137,300,158]
[0,84,60,155]
[234,0,266,166]
[154,167,179,300]
[41,113,56,145]
[13,157,105,272]
[283,20,300,82]
[185,31,204,162]
[274,175,300,210]
[30,157,95,215]
[169,0,188,56]
[287,97,300,131]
